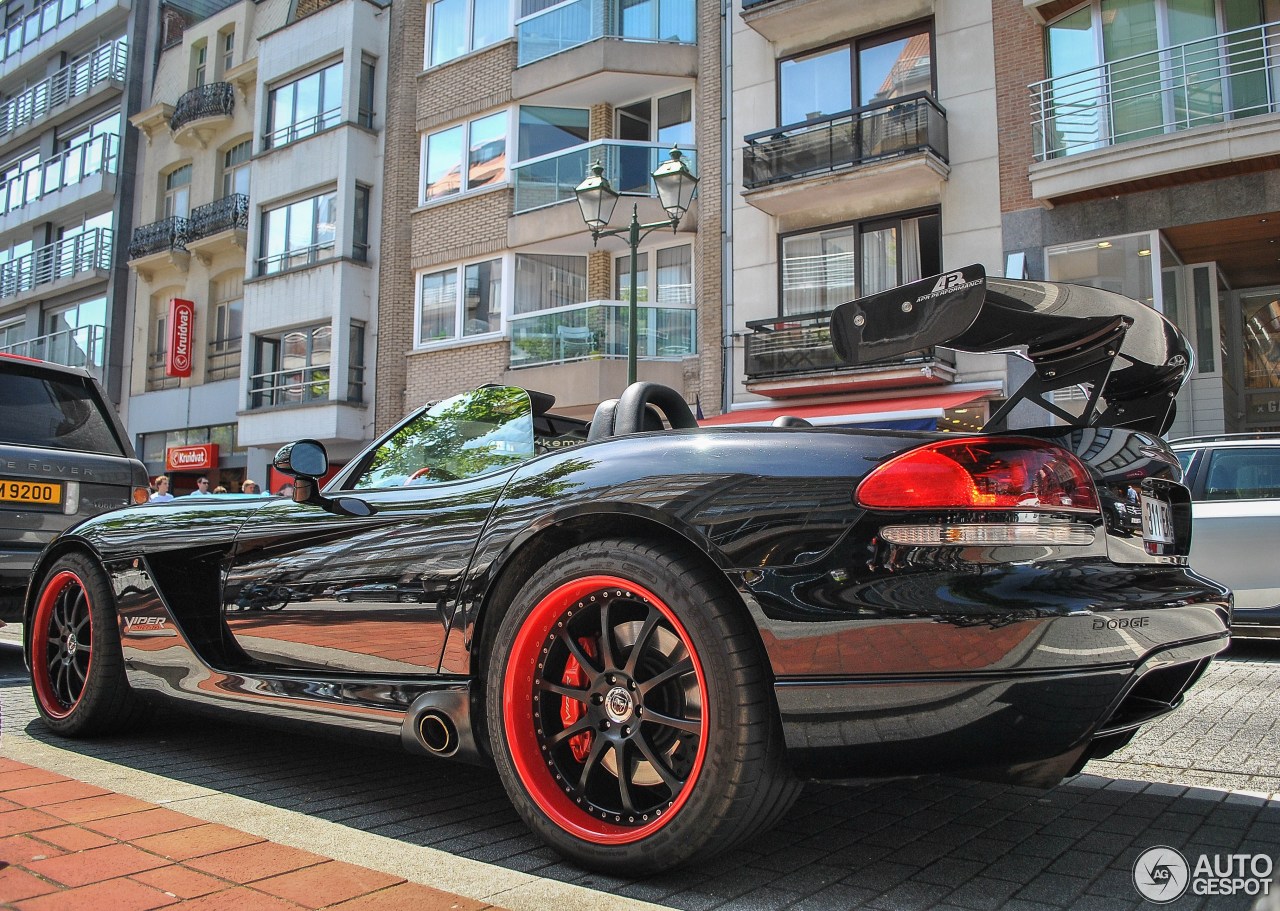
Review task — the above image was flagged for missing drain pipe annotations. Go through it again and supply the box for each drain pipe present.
[720,0,735,416]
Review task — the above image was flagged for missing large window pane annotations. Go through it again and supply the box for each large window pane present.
[425,125,463,199]
[430,0,465,65]
[860,224,898,296]
[473,0,508,50]
[518,106,589,160]
[780,46,851,124]
[1045,233,1156,306]
[657,246,692,306]
[514,254,586,313]
[859,31,931,106]
[464,259,501,334]
[1102,0,1161,142]
[420,269,457,341]
[468,113,506,189]
[782,226,855,315]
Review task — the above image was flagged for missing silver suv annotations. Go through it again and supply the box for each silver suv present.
[1170,433,1280,639]
[0,355,150,622]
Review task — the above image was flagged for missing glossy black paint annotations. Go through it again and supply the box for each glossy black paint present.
[24,414,1230,790]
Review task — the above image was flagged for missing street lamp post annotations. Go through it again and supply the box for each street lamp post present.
[574,147,699,387]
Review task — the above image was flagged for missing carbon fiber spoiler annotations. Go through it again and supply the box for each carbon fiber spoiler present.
[829,264,1193,436]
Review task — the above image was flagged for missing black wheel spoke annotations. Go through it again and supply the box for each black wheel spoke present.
[639,657,694,696]
[557,629,601,677]
[633,730,684,794]
[576,730,609,792]
[549,717,594,746]
[597,599,617,670]
[70,659,87,685]
[643,709,701,736]
[613,741,637,814]
[623,608,661,677]
[536,679,589,702]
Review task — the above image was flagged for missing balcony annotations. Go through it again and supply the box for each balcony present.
[257,240,335,277]
[248,363,365,410]
[0,228,112,304]
[0,0,125,74]
[206,337,241,383]
[0,134,118,232]
[744,310,954,398]
[739,0,933,55]
[0,39,127,144]
[0,323,104,375]
[741,94,949,217]
[1028,21,1280,202]
[509,299,695,368]
[128,217,189,280]
[145,352,179,391]
[513,140,699,214]
[516,0,695,68]
[169,83,235,147]
[185,194,248,264]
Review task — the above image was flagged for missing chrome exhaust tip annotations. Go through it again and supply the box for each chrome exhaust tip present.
[417,710,457,756]
[400,685,485,765]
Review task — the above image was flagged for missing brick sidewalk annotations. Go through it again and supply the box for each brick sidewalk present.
[0,759,503,911]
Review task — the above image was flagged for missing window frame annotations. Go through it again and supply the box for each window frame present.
[257,189,339,276]
[415,256,505,347]
[425,0,512,69]
[613,241,695,306]
[264,59,345,151]
[420,109,510,203]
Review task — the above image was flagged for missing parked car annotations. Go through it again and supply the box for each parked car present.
[0,354,150,622]
[334,583,426,603]
[21,267,1230,873]
[1170,433,1280,638]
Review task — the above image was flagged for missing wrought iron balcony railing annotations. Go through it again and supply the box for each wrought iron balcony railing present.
[0,228,112,299]
[1,0,101,64]
[0,323,105,373]
[169,83,235,132]
[188,193,249,240]
[513,140,698,214]
[0,39,127,139]
[1030,20,1280,161]
[206,338,241,382]
[516,0,695,67]
[742,93,948,189]
[0,133,118,217]
[129,217,189,259]
[507,299,696,368]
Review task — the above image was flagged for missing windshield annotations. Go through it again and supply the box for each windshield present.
[353,386,535,489]
[0,369,127,456]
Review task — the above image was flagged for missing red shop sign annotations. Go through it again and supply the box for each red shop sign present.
[166,444,218,472]
[166,298,195,377]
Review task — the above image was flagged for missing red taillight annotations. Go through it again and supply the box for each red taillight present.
[855,437,1100,513]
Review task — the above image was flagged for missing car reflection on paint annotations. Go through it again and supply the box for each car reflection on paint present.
[229,583,314,611]
[334,583,427,603]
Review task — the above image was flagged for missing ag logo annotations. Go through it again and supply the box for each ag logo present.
[931,270,967,293]
[1133,846,1189,903]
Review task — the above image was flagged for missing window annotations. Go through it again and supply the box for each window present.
[514,254,586,314]
[422,111,507,201]
[194,43,207,86]
[615,244,692,305]
[221,30,234,74]
[209,273,243,382]
[418,258,502,343]
[358,58,376,128]
[265,61,343,149]
[780,212,939,316]
[146,301,176,391]
[0,317,25,351]
[43,295,106,369]
[55,112,120,190]
[779,23,933,125]
[517,106,588,160]
[353,185,371,262]
[427,0,509,68]
[222,140,251,198]
[258,191,337,275]
[139,424,241,465]
[164,164,192,218]
[2,150,40,213]
[251,324,332,408]
[1046,232,1156,306]
[616,91,692,191]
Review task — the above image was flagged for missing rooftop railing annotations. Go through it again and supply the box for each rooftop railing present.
[0,322,104,373]
[513,140,698,214]
[516,0,695,67]
[169,82,234,132]
[1030,21,1280,161]
[0,228,112,299]
[743,93,947,189]
[0,133,118,217]
[128,216,188,259]
[508,299,696,369]
[1,0,102,64]
[0,39,127,139]
[188,193,248,239]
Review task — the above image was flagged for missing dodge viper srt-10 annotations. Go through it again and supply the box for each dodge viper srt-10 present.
[23,265,1230,872]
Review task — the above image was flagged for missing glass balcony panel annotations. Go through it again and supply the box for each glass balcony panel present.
[249,365,333,409]
[517,0,696,67]
[0,228,111,299]
[0,323,104,373]
[512,140,697,213]
[0,0,102,64]
[509,299,695,368]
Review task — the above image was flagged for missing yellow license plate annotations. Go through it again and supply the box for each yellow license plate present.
[0,477,63,506]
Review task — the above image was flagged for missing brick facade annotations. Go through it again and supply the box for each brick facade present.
[417,43,516,132]
[403,341,509,411]
[992,0,1043,215]
[692,0,723,415]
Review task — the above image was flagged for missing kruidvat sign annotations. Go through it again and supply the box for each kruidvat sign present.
[165,444,218,472]
[166,298,195,377]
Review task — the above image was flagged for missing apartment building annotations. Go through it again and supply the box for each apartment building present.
[997,0,1280,437]
[0,0,146,404]
[126,0,386,493]
[715,1,1014,431]
[375,0,721,431]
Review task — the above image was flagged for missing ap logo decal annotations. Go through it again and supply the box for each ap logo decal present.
[931,270,967,293]
[1133,846,1190,903]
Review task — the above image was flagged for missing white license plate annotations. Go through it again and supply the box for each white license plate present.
[1141,494,1174,545]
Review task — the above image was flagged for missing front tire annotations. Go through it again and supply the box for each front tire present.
[29,554,147,736]
[486,539,799,873]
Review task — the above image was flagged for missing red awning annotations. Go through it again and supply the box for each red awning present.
[698,388,993,426]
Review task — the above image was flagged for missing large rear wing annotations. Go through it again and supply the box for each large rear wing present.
[829,264,1193,436]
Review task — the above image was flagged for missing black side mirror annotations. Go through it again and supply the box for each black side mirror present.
[274,440,328,479]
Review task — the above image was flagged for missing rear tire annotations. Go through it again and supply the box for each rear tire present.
[485,539,800,873]
[30,554,148,736]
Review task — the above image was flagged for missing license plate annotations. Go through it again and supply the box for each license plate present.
[1140,493,1174,545]
[0,476,63,507]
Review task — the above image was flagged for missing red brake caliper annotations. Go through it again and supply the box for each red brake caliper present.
[560,637,597,762]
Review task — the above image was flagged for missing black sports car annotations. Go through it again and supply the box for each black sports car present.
[23,266,1230,873]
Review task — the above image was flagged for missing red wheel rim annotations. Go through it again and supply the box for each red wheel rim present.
[503,575,709,845]
[32,570,93,719]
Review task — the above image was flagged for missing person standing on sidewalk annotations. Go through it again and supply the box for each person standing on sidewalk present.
[149,476,174,502]
[188,476,215,496]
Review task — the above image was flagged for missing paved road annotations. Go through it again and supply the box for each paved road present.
[2,640,1278,910]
